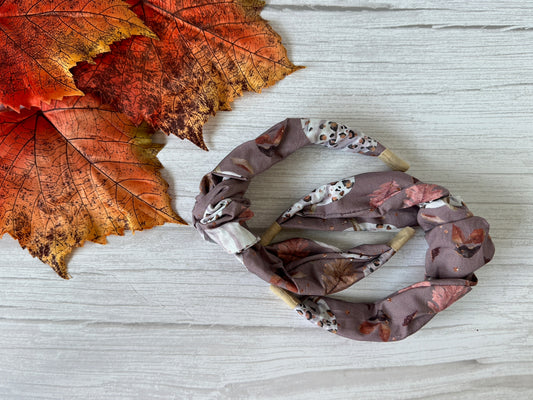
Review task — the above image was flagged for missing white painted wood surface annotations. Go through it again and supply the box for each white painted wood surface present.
[1,1,532,398]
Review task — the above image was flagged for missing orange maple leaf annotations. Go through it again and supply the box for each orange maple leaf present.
[0,0,155,110]
[0,95,184,278]
[73,0,303,149]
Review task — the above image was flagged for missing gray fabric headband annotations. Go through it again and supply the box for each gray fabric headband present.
[193,118,495,342]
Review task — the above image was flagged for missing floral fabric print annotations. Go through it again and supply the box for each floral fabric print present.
[231,157,254,174]
[193,118,495,342]
[369,180,402,208]
[397,281,432,294]
[321,258,364,295]
[359,310,392,342]
[273,238,312,263]
[451,224,485,258]
[427,285,470,313]
[403,183,446,208]
[267,237,395,295]
[321,248,395,294]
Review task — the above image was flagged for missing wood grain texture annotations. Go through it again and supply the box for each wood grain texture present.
[1,1,532,398]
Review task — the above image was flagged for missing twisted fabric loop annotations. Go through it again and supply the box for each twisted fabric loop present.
[193,118,494,342]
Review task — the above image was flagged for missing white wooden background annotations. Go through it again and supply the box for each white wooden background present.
[1,1,532,398]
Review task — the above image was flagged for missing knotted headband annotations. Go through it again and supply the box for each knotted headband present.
[193,118,495,342]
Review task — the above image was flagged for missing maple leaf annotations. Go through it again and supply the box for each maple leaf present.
[255,125,286,157]
[369,180,401,208]
[269,274,298,293]
[358,311,391,341]
[451,224,485,258]
[321,258,362,295]
[272,238,311,263]
[0,95,184,279]
[452,225,485,246]
[403,183,445,207]
[427,285,469,313]
[73,0,302,149]
[0,0,155,110]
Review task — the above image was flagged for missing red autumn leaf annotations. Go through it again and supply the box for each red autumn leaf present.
[403,183,445,207]
[0,95,184,278]
[73,0,302,149]
[369,180,401,208]
[0,0,154,110]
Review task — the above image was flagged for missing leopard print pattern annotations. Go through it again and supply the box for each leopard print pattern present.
[361,248,396,276]
[295,297,338,334]
[301,118,379,154]
[347,221,400,232]
[279,177,355,223]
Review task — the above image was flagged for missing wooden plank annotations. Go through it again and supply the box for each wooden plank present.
[0,1,532,398]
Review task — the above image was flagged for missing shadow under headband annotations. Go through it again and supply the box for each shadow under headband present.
[193,118,495,342]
